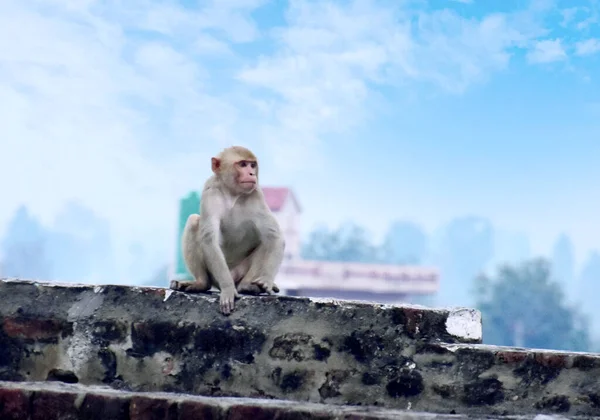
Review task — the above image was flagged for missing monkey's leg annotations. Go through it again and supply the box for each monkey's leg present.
[233,251,263,295]
[230,256,251,284]
[170,214,212,293]
[236,244,282,295]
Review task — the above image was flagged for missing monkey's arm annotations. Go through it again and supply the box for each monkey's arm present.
[199,191,239,313]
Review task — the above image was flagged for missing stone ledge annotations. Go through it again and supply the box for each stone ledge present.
[0,278,481,343]
[0,380,594,420]
[0,279,480,402]
[6,278,597,416]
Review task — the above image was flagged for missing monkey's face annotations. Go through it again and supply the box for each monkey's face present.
[235,160,258,194]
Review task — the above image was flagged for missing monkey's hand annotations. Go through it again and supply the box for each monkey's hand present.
[219,286,239,315]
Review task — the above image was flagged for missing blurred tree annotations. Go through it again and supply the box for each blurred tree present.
[551,233,575,295]
[380,221,427,264]
[488,229,531,270]
[431,216,495,307]
[301,223,379,263]
[50,200,115,282]
[576,251,600,337]
[1,205,52,279]
[474,258,590,352]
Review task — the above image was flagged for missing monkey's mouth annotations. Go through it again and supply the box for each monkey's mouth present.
[241,181,256,185]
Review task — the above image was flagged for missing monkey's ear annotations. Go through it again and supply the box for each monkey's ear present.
[211,157,221,173]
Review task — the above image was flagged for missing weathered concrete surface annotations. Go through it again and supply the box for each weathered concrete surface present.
[0,278,481,408]
[2,278,600,417]
[421,343,600,416]
[0,381,597,420]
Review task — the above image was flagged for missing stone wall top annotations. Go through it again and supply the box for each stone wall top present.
[0,278,482,343]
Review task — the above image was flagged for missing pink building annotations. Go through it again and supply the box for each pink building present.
[262,187,302,261]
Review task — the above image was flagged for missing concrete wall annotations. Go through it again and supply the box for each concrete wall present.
[1,278,600,418]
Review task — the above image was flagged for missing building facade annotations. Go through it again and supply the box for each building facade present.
[262,187,302,261]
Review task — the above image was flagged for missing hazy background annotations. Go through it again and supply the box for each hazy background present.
[1,0,599,352]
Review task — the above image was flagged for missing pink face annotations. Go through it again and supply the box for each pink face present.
[236,160,257,192]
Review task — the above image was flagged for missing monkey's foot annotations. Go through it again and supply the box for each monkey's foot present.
[252,277,277,294]
[236,279,280,295]
[236,282,264,295]
[169,280,210,293]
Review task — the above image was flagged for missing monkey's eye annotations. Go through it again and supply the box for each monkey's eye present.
[250,162,257,169]
[239,161,247,167]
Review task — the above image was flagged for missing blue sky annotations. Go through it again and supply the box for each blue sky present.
[0,0,599,278]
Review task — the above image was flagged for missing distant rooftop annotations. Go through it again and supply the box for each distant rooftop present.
[262,187,302,213]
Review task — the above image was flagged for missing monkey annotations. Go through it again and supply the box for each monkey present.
[170,146,285,315]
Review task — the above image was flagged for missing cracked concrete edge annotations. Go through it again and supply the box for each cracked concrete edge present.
[0,277,483,329]
[441,342,600,358]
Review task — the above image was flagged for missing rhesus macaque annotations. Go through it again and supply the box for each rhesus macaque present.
[170,146,285,315]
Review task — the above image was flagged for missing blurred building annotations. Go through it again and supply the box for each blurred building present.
[172,187,439,304]
[262,187,302,261]
[261,187,438,303]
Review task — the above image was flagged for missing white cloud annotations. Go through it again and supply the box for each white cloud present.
[237,0,413,162]
[526,39,568,63]
[575,11,599,30]
[408,10,545,92]
[237,0,547,159]
[558,3,599,31]
[560,7,581,27]
[575,38,600,56]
